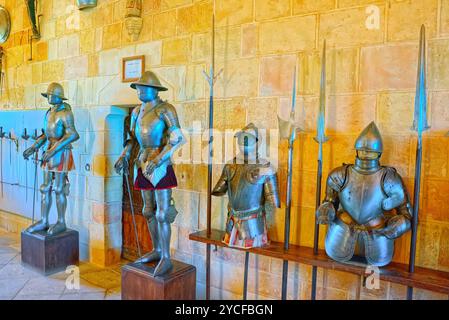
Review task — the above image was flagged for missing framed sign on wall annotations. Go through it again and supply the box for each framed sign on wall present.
[122,55,145,83]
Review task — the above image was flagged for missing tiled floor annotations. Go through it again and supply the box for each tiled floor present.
[0,228,123,300]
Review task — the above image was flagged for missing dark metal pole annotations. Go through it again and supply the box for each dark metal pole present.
[243,252,249,300]
[280,67,298,300]
[311,40,328,300]
[407,140,422,300]
[30,129,39,224]
[204,13,219,301]
[124,159,142,260]
[242,136,250,300]
[281,138,294,300]
[407,25,429,300]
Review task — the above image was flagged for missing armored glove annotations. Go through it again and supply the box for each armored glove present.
[23,146,36,160]
[316,201,336,225]
[114,155,129,175]
[373,215,411,239]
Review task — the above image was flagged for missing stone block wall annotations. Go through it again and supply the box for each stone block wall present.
[0,0,448,299]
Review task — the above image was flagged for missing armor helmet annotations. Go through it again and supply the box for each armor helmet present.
[41,83,67,100]
[355,121,383,153]
[235,123,259,146]
[77,0,97,10]
[131,71,168,91]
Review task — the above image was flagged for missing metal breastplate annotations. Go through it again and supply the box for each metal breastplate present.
[45,110,65,142]
[338,166,387,225]
[227,164,265,213]
[135,105,167,149]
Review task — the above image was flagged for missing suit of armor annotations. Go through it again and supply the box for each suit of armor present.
[317,122,412,266]
[212,124,280,249]
[23,83,79,235]
[115,71,185,276]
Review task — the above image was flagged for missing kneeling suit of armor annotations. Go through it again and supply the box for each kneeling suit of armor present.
[316,122,412,267]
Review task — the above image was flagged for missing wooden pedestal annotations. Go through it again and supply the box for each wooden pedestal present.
[121,260,196,300]
[21,229,79,275]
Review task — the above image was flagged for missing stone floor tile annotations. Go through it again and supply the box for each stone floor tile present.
[60,292,106,300]
[14,294,62,300]
[0,262,41,280]
[0,278,29,300]
[16,277,67,297]
[0,253,16,265]
[80,269,121,290]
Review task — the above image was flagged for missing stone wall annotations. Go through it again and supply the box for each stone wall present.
[0,0,448,299]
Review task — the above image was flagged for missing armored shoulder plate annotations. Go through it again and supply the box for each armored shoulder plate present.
[62,102,72,111]
[155,102,180,132]
[327,164,351,192]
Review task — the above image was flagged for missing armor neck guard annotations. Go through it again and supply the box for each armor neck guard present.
[50,103,69,112]
[145,97,164,110]
[353,158,381,174]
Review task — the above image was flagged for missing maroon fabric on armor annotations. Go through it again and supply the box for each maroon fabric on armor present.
[134,166,178,190]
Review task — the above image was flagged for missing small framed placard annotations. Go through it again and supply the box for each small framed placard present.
[122,55,145,83]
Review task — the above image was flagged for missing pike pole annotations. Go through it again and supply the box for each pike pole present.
[407,25,430,300]
[311,40,329,300]
[124,158,142,260]
[279,66,300,300]
[203,10,223,300]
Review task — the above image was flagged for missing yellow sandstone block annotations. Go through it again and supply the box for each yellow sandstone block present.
[429,39,449,90]
[42,60,64,83]
[377,92,415,135]
[387,0,438,41]
[430,92,449,133]
[31,63,42,85]
[326,94,376,134]
[153,10,177,40]
[259,15,316,54]
[177,1,212,35]
[162,37,191,65]
[259,54,297,96]
[102,23,122,50]
[255,0,291,21]
[161,0,192,10]
[293,0,335,14]
[319,6,384,47]
[360,44,417,92]
[215,58,259,98]
[215,0,253,27]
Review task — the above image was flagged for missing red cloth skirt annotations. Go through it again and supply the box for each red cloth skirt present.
[134,166,178,191]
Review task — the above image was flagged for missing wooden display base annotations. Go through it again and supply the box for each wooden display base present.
[21,229,79,276]
[121,260,196,300]
[190,229,449,295]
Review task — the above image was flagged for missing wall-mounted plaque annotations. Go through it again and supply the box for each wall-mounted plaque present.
[122,55,145,83]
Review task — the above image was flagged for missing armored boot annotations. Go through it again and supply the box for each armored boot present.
[48,176,68,235]
[26,181,52,233]
[136,216,161,264]
[153,219,173,277]
[26,217,49,234]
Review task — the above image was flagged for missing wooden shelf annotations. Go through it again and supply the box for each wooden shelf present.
[189,229,449,295]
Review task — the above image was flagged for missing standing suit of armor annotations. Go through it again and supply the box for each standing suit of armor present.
[212,124,280,249]
[317,122,412,266]
[23,83,80,236]
[115,71,185,276]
